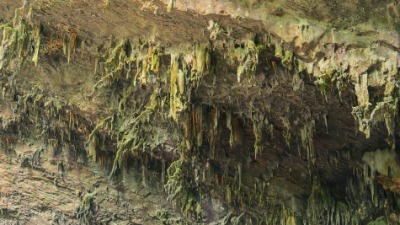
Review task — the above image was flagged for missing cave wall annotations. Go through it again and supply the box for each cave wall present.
[0,0,400,224]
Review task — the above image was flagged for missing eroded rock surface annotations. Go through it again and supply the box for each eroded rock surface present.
[0,0,400,224]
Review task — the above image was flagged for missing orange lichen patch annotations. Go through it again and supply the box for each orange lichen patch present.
[44,36,64,54]
[68,32,77,50]
[377,175,400,194]
[271,60,277,72]
[181,106,203,150]
[97,153,106,166]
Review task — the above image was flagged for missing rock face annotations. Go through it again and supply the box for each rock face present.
[0,0,400,224]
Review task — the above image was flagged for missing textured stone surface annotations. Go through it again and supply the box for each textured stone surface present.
[0,0,399,224]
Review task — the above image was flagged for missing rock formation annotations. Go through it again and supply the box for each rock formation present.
[0,0,399,224]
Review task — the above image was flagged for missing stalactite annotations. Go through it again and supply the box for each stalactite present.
[0,8,40,71]
[282,118,291,148]
[252,113,264,160]
[301,119,315,164]
[67,32,77,63]
[192,43,210,80]
[237,162,242,191]
[32,25,41,66]
[227,112,234,148]
[2,4,400,223]
[232,36,263,83]
[161,159,166,185]
[232,117,242,147]
[209,107,219,159]
[142,162,147,187]
[169,53,183,121]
